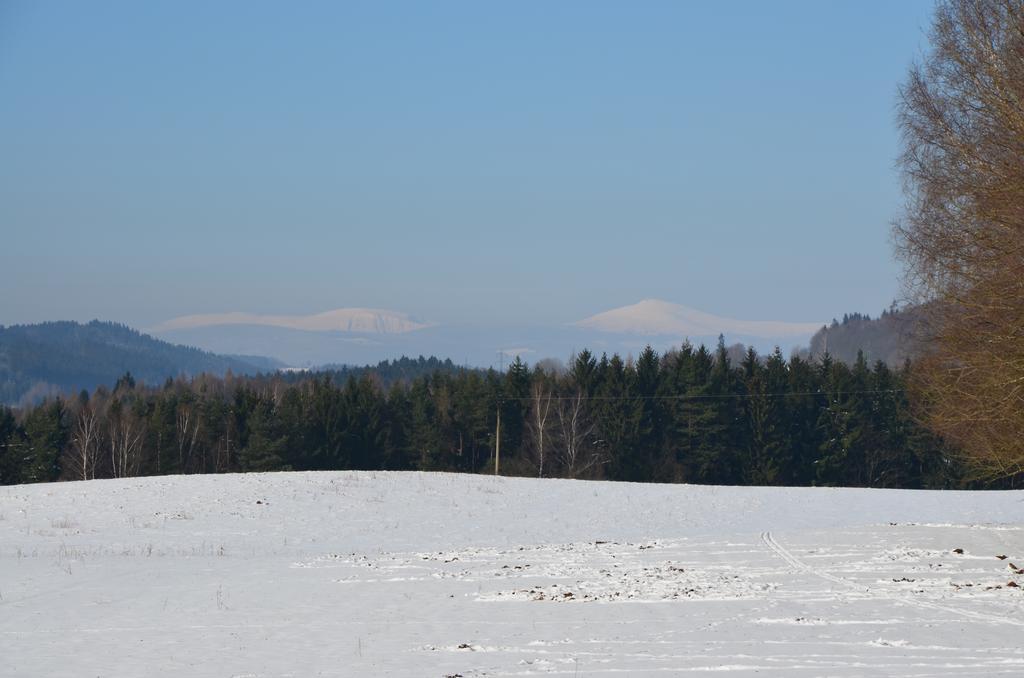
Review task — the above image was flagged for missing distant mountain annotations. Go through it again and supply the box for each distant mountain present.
[152,308,432,334]
[154,322,556,369]
[153,301,826,368]
[576,299,822,341]
[0,321,283,406]
[804,307,923,366]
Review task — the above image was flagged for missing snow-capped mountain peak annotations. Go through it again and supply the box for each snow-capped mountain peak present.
[575,299,821,338]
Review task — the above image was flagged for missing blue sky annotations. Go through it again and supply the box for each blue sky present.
[0,0,934,330]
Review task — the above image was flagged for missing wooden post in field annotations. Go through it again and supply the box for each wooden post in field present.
[496,351,504,476]
[494,401,501,475]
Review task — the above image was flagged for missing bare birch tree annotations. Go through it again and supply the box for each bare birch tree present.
[895,0,1024,479]
[526,381,554,477]
[176,403,201,473]
[556,390,605,479]
[65,398,101,481]
[109,406,144,478]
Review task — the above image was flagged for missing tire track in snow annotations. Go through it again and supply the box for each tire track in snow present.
[760,531,853,589]
[760,531,1024,627]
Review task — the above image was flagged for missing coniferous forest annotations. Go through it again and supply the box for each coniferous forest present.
[0,341,986,489]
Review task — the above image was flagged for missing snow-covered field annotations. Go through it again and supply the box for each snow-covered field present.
[1,472,1022,677]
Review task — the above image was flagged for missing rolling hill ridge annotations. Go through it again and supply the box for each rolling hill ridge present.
[0,320,280,405]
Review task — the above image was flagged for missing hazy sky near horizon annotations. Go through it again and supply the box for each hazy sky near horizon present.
[1,1,934,330]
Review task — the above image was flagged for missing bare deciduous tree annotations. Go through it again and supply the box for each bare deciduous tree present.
[176,403,201,472]
[109,406,144,478]
[526,381,554,477]
[556,390,606,479]
[65,399,101,481]
[895,0,1024,479]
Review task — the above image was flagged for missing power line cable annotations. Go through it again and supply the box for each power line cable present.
[491,388,907,402]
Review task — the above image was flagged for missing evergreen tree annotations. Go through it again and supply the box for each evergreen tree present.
[21,399,68,483]
[339,375,385,470]
[815,355,856,486]
[238,391,288,472]
[305,376,349,470]
[671,345,724,483]
[595,354,638,481]
[0,406,23,485]
[380,382,414,471]
[785,354,823,485]
[740,347,787,485]
[701,336,741,484]
[570,349,598,395]
[500,357,531,472]
[628,346,662,482]
[409,378,443,471]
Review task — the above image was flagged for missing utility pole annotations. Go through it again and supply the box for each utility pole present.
[494,400,501,475]
[495,350,504,476]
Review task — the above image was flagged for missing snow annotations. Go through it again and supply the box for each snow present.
[1,471,1022,677]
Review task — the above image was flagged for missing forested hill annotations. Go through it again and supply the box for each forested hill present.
[0,342,971,489]
[0,321,280,405]
[804,307,922,366]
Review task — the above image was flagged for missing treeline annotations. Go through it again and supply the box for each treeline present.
[0,340,980,488]
[281,356,468,389]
